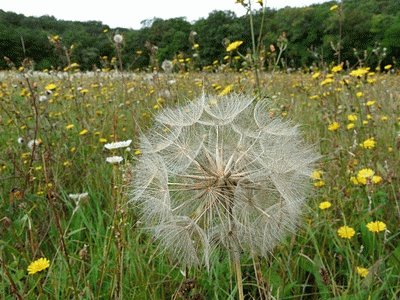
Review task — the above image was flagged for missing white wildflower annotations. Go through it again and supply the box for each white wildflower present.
[39,95,48,102]
[68,192,89,200]
[106,156,124,164]
[27,139,41,149]
[104,140,132,150]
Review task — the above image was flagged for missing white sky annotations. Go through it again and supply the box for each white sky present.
[1,0,332,29]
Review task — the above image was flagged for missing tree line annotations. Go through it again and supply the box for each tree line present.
[0,0,399,71]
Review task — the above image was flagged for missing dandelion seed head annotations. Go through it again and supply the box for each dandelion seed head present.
[113,34,123,44]
[130,93,319,267]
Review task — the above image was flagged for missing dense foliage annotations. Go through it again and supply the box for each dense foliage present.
[0,0,399,71]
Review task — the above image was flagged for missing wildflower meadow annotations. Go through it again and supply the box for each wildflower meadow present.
[1,1,400,300]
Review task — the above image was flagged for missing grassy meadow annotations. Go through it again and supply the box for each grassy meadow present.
[0,66,399,299]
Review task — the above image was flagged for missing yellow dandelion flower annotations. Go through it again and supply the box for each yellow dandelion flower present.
[347,123,355,130]
[320,78,334,86]
[356,168,375,185]
[380,116,388,121]
[384,64,392,70]
[360,137,376,149]
[45,83,57,91]
[312,72,320,79]
[356,92,363,98]
[366,221,386,233]
[27,258,50,275]
[337,226,355,239]
[319,201,332,210]
[331,65,342,73]
[99,138,108,143]
[330,4,338,11]
[226,40,243,52]
[219,84,234,96]
[311,170,323,180]
[66,124,74,130]
[79,129,88,136]
[372,175,382,184]
[314,180,325,187]
[356,266,369,278]
[350,67,370,77]
[328,122,340,131]
[366,100,375,106]
[347,114,358,122]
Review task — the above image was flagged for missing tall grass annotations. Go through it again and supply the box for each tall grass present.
[0,66,399,299]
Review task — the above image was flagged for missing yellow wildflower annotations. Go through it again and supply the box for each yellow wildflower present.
[27,258,50,275]
[226,41,243,52]
[384,64,392,70]
[337,226,355,239]
[320,78,334,86]
[311,170,323,180]
[79,129,88,136]
[372,175,382,184]
[366,221,386,233]
[331,65,342,73]
[330,4,338,11]
[354,168,381,185]
[356,267,369,278]
[366,100,375,106]
[360,137,376,149]
[328,122,340,131]
[356,92,363,98]
[347,114,358,121]
[219,84,234,96]
[314,180,325,187]
[45,83,57,91]
[65,124,74,130]
[347,123,355,130]
[350,67,370,77]
[312,72,320,79]
[319,201,332,210]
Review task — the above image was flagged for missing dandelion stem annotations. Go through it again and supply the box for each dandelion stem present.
[233,254,244,300]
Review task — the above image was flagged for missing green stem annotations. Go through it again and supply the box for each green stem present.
[248,2,261,97]
[233,254,244,300]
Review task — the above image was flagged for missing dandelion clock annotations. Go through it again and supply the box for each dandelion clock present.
[130,93,319,297]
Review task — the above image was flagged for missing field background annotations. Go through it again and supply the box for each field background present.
[1,68,399,299]
[1,0,400,299]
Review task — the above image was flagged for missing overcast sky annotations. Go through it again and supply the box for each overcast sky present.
[1,0,332,29]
